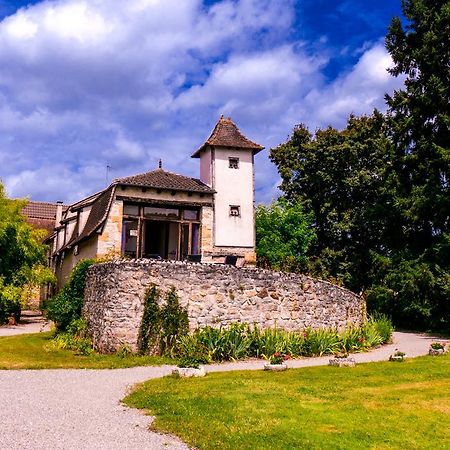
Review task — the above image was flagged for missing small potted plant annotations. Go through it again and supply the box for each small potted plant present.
[389,350,406,362]
[429,342,447,356]
[329,351,356,367]
[172,357,207,378]
[172,336,208,378]
[264,351,290,371]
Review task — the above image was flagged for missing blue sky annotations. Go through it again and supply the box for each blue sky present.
[0,0,404,204]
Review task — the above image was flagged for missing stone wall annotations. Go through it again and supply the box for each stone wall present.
[83,260,366,353]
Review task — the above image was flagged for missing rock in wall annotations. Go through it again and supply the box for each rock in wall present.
[83,260,366,353]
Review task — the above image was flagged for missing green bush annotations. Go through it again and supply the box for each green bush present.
[176,315,394,364]
[45,259,95,331]
[137,285,161,354]
[137,285,189,355]
[369,313,394,344]
[305,328,341,356]
[176,334,210,368]
[160,287,189,353]
[0,281,21,324]
[47,317,93,355]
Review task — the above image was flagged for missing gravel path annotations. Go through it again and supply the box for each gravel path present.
[0,311,51,337]
[0,331,446,450]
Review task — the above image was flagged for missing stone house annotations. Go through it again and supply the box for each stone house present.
[47,116,263,288]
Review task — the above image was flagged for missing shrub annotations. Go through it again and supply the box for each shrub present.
[370,313,394,343]
[47,317,93,356]
[45,259,94,331]
[176,315,394,363]
[0,281,21,324]
[177,334,210,368]
[160,287,189,353]
[137,285,189,355]
[196,324,252,361]
[253,327,289,358]
[305,328,341,356]
[137,285,161,354]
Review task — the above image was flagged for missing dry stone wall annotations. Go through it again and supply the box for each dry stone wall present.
[83,260,366,353]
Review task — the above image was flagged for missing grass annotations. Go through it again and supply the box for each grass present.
[124,354,450,450]
[0,332,172,369]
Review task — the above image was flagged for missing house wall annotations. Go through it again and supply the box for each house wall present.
[97,198,123,257]
[200,205,214,260]
[200,149,212,185]
[83,260,366,353]
[58,237,98,288]
[212,147,255,248]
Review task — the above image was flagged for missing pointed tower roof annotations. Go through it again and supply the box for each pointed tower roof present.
[191,116,264,158]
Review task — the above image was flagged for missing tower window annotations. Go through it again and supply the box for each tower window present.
[228,157,239,169]
[229,205,241,217]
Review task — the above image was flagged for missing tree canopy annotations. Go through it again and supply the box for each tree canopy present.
[0,181,51,323]
[256,200,316,272]
[265,0,450,331]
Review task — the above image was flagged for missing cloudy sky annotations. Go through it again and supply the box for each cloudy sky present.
[0,0,405,204]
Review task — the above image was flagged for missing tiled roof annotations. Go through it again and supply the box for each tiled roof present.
[22,201,67,220]
[26,218,56,238]
[63,186,116,250]
[22,201,67,239]
[114,169,215,193]
[192,116,264,157]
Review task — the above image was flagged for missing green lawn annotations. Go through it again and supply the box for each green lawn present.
[124,354,450,450]
[0,332,172,369]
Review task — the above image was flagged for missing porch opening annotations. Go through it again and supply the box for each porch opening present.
[121,203,201,261]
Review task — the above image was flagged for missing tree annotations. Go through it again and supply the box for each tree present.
[270,113,394,288]
[255,200,316,271]
[385,0,450,249]
[0,182,47,284]
[382,0,450,329]
[267,1,450,330]
[0,181,51,323]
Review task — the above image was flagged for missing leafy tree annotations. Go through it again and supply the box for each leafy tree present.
[267,1,450,331]
[382,0,450,329]
[0,181,51,323]
[270,113,394,288]
[386,0,450,249]
[0,182,47,285]
[255,200,316,271]
[45,259,95,331]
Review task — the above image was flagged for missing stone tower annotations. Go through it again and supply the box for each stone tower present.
[192,116,263,264]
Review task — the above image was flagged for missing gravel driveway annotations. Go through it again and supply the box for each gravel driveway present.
[0,331,446,450]
[0,311,51,337]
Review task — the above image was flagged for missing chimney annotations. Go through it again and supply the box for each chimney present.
[55,201,63,227]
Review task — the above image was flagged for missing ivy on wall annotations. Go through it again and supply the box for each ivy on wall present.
[137,284,188,355]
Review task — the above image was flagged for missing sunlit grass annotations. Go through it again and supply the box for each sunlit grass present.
[0,332,172,369]
[124,354,450,450]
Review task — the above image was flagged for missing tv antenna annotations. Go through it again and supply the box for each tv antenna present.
[106,165,114,184]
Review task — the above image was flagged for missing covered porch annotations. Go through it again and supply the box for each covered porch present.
[121,201,201,261]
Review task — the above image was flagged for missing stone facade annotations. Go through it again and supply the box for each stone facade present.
[97,199,123,256]
[83,260,366,353]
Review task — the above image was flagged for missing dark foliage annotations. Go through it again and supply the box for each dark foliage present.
[45,259,95,331]
[267,0,450,331]
[160,287,189,353]
[137,285,161,354]
[137,285,189,355]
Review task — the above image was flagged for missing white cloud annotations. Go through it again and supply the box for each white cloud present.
[299,44,404,129]
[0,0,403,204]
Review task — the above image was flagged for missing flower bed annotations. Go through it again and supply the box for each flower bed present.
[173,315,393,365]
